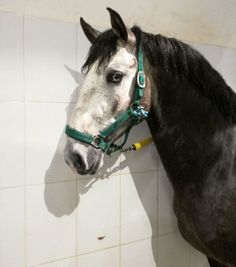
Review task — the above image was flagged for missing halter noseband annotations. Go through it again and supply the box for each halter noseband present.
[65,46,148,155]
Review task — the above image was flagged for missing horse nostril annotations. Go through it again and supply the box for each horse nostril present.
[73,153,87,172]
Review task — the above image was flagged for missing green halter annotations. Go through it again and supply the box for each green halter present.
[65,46,148,155]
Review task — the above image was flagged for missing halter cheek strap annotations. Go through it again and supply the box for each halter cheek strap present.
[65,46,148,155]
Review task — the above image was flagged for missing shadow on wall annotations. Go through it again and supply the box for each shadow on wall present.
[44,66,158,265]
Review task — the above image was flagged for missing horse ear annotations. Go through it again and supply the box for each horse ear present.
[80,17,101,43]
[107,8,135,45]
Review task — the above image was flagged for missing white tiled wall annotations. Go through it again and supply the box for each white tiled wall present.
[0,12,24,101]
[0,10,235,267]
[77,176,120,255]
[24,17,77,103]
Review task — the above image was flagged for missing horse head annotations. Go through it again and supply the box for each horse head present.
[64,8,151,175]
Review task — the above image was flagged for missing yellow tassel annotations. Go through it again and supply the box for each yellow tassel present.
[132,136,153,151]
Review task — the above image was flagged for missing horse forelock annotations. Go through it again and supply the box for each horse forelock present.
[82,30,119,73]
[81,27,140,73]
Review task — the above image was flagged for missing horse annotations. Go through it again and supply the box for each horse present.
[64,8,236,267]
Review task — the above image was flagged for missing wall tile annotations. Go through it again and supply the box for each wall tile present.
[192,43,223,73]
[77,24,91,71]
[78,247,119,267]
[26,181,77,266]
[24,17,77,102]
[220,47,236,91]
[190,246,210,267]
[0,187,25,267]
[96,153,121,178]
[157,232,189,267]
[25,102,76,185]
[192,44,236,93]
[0,12,23,101]
[77,176,120,254]
[121,238,157,267]
[158,170,178,235]
[38,257,77,267]
[120,122,159,174]
[121,172,157,243]
[0,102,24,188]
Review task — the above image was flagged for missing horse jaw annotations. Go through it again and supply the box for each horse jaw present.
[70,46,137,135]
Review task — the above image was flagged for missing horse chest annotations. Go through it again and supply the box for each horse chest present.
[173,187,236,264]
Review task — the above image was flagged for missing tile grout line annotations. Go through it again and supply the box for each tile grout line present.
[6,168,161,189]
[4,173,162,191]
[119,155,122,267]
[157,230,179,237]
[25,178,78,187]
[188,244,191,267]
[29,256,77,267]
[0,168,162,190]
[77,244,120,257]
[156,170,159,264]
[22,14,28,267]
[0,184,25,191]
[75,22,79,267]
[75,176,79,267]
[120,236,158,247]
[75,21,79,105]
[28,236,154,267]
[0,99,77,104]
[77,236,157,259]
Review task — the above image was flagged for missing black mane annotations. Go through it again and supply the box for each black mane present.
[82,26,236,123]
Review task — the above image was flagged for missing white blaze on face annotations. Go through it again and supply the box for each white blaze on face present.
[70,46,137,135]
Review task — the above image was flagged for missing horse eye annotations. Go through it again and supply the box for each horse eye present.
[107,72,123,84]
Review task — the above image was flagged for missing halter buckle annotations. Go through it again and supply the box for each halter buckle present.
[91,135,102,149]
[137,71,145,88]
[129,103,148,124]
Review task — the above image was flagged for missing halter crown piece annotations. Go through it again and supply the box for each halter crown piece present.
[65,46,148,155]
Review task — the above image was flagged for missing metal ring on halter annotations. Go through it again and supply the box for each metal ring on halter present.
[137,71,146,88]
[129,104,145,124]
[91,135,102,149]
[130,103,145,115]
[130,103,140,114]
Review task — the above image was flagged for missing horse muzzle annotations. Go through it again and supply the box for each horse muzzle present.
[64,139,103,175]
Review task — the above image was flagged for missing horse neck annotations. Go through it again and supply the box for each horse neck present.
[146,66,234,191]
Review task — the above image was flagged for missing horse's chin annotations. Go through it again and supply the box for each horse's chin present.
[73,152,104,176]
